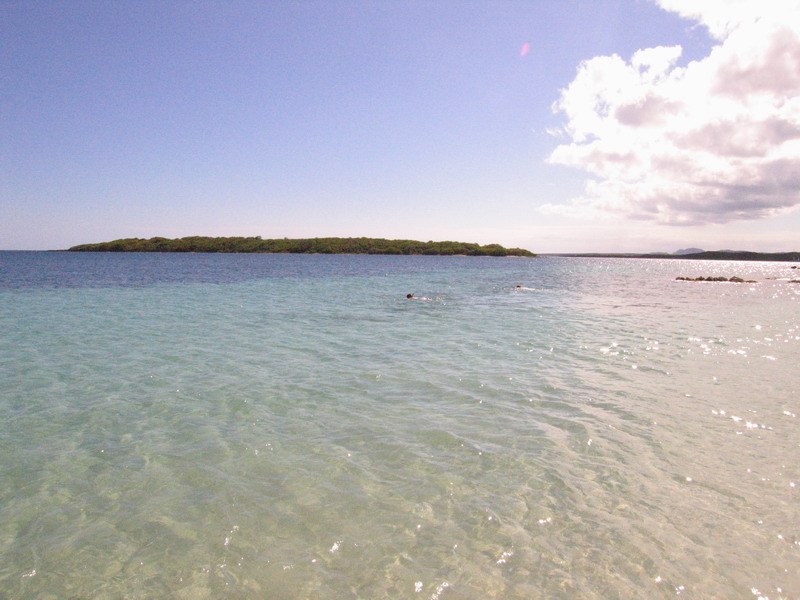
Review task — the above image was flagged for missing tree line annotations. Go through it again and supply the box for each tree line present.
[68,236,536,257]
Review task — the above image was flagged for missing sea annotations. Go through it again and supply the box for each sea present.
[1,251,798,599]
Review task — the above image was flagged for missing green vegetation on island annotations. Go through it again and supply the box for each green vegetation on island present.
[68,236,536,257]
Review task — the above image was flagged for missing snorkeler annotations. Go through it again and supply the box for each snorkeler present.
[406,293,438,301]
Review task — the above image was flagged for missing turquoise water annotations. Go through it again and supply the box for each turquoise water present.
[1,253,798,599]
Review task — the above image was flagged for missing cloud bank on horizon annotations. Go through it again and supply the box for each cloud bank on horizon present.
[544,0,800,226]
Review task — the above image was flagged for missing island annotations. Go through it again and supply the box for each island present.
[68,236,536,257]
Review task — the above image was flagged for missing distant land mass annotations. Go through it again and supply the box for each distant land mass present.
[549,250,800,262]
[68,236,536,257]
[673,247,704,255]
[671,250,800,261]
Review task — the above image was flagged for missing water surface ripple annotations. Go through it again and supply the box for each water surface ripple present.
[1,253,798,598]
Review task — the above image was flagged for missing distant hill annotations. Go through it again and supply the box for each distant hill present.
[673,247,704,255]
[68,236,536,257]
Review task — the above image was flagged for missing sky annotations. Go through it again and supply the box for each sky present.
[2,0,799,252]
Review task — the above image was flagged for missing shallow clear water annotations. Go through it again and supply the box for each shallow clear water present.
[1,252,798,599]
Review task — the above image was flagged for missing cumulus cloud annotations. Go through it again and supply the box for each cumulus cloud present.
[544,0,800,225]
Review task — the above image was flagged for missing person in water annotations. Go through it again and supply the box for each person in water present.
[407,293,437,301]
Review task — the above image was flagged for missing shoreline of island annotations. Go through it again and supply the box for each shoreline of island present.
[544,251,800,262]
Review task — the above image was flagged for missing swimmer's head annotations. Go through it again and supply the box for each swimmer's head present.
[406,293,414,299]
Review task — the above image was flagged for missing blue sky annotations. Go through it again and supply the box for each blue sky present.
[2,1,798,252]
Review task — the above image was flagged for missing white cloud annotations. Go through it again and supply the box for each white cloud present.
[544,1,800,225]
